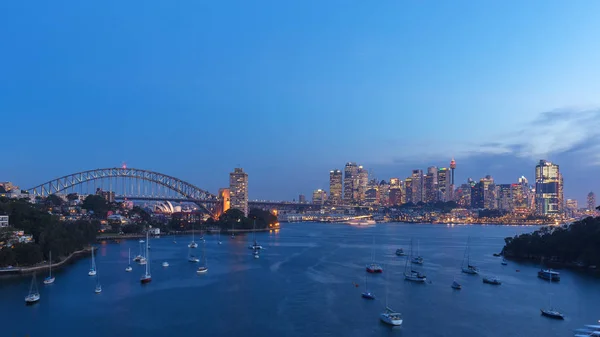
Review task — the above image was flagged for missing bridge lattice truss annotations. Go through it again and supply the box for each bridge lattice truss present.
[27,168,218,202]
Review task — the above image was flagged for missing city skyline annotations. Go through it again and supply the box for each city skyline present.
[2,1,600,203]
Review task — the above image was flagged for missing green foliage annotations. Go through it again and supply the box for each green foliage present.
[216,208,276,230]
[81,194,110,217]
[122,224,143,234]
[503,216,600,266]
[45,194,64,207]
[66,193,79,201]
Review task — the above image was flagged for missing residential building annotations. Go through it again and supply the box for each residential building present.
[456,184,471,208]
[364,179,379,206]
[471,182,484,209]
[535,160,561,216]
[389,188,403,206]
[481,175,496,209]
[312,189,327,205]
[358,166,369,204]
[329,170,343,205]
[378,180,390,206]
[229,168,249,216]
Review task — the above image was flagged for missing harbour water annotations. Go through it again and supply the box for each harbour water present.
[1,223,598,337]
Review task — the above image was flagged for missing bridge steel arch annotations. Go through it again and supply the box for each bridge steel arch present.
[27,167,219,205]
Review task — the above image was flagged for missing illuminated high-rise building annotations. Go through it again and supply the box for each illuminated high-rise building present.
[343,162,359,204]
[404,178,413,203]
[481,175,496,209]
[438,168,450,202]
[358,166,369,204]
[389,188,403,206]
[565,199,578,215]
[229,168,248,216]
[535,160,561,216]
[410,170,424,203]
[312,189,327,205]
[364,179,379,206]
[456,183,471,208]
[424,166,438,203]
[329,169,343,205]
[471,182,484,209]
[379,180,390,206]
[497,184,513,211]
[389,178,400,189]
[588,192,596,211]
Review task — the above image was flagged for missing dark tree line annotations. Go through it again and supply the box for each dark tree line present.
[0,197,98,267]
[503,215,600,266]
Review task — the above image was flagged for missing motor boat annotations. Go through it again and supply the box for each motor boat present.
[451,280,462,289]
[162,262,169,267]
[540,308,564,320]
[538,269,560,282]
[483,276,501,285]
[361,291,375,300]
[347,219,376,226]
[395,248,405,256]
[380,307,403,326]
[197,266,208,273]
[366,263,383,273]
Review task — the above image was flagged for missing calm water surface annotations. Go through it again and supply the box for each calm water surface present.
[1,223,598,337]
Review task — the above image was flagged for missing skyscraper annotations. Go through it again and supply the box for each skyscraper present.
[456,183,471,208]
[343,162,359,205]
[358,166,369,204]
[437,168,450,202]
[404,178,413,203]
[329,169,343,205]
[378,180,390,206]
[298,194,306,204]
[312,189,327,205]
[587,192,596,211]
[481,175,496,209]
[424,166,438,203]
[364,179,379,206]
[389,188,403,206]
[410,170,424,203]
[471,182,484,209]
[229,168,248,216]
[535,160,561,216]
[497,184,513,211]
[449,158,456,200]
[565,199,578,217]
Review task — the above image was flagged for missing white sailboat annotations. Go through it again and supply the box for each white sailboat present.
[405,240,426,282]
[380,263,402,326]
[88,247,97,276]
[540,262,564,319]
[411,240,424,264]
[125,248,133,272]
[188,245,199,262]
[94,269,102,293]
[197,240,208,273]
[188,224,198,248]
[140,231,152,284]
[133,240,144,262]
[25,273,40,304]
[461,236,479,275]
[361,274,375,299]
[249,220,263,250]
[366,235,383,273]
[217,230,222,245]
[43,251,55,284]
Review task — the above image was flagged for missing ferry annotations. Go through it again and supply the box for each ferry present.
[346,219,376,226]
[538,269,560,282]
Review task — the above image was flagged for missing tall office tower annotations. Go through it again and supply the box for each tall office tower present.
[470,182,485,208]
[410,170,424,203]
[329,169,343,205]
[497,184,513,211]
[437,168,450,202]
[558,172,564,213]
[379,180,390,206]
[511,183,527,213]
[298,194,306,204]
[404,178,413,203]
[312,189,327,205]
[535,160,561,216]
[364,179,379,206]
[357,166,369,204]
[389,188,403,206]
[449,158,456,200]
[424,166,438,203]
[229,168,248,216]
[399,180,406,204]
[480,175,496,209]
[456,183,472,208]
[588,192,596,211]
[343,162,359,204]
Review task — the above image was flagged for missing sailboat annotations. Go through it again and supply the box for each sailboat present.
[361,274,375,299]
[253,249,260,259]
[405,240,426,282]
[380,263,402,326]
[188,224,198,248]
[88,247,97,276]
[501,258,508,266]
[231,221,235,238]
[125,248,133,272]
[94,269,102,293]
[188,245,199,262]
[451,278,462,290]
[411,240,424,265]
[133,240,144,262]
[217,230,222,245]
[43,251,55,284]
[248,220,263,250]
[25,273,40,304]
[461,236,479,275]
[366,235,383,273]
[540,260,564,319]
[197,240,208,273]
[140,231,152,284]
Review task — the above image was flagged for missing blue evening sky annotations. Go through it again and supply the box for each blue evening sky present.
[1,1,600,203]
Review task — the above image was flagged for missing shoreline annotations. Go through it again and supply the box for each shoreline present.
[0,247,93,276]
[96,228,274,240]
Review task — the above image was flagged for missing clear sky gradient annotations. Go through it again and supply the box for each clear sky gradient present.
[1,1,600,203]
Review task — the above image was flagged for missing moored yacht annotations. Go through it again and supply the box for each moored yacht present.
[380,307,403,326]
[538,269,560,282]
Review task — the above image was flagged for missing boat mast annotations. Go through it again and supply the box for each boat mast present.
[145,231,150,276]
[48,251,52,278]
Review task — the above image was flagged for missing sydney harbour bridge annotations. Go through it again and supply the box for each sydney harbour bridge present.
[26,167,322,218]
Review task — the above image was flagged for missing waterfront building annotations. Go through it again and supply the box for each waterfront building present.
[588,192,596,211]
[410,170,424,203]
[298,194,306,204]
[0,215,8,228]
[497,184,513,211]
[358,166,369,204]
[424,166,438,203]
[535,160,561,216]
[312,189,327,205]
[343,162,359,205]
[329,170,343,205]
[438,168,450,202]
[229,168,248,216]
[378,180,390,206]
